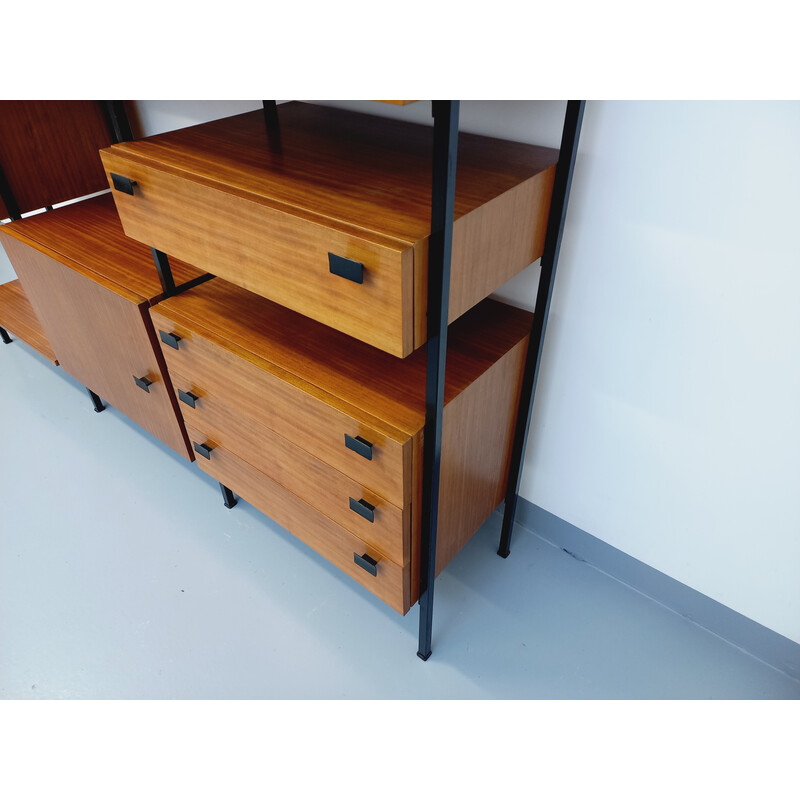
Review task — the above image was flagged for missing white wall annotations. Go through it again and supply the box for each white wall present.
[5,101,798,644]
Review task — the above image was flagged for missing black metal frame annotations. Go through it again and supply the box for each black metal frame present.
[1,326,12,344]
[417,100,460,661]
[498,100,586,558]
[220,483,237,509]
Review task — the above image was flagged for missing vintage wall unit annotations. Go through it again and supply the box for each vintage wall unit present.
[0,100,584,659]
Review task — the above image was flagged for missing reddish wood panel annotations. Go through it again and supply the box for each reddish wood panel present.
[0,101,112,214]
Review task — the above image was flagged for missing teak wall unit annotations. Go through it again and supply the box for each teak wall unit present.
[1,100,585,660]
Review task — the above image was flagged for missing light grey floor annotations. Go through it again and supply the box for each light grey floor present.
[1,338,799,700]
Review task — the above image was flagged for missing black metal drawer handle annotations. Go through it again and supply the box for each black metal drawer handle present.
[345,434,373,460]
[111,172,137,195]
[349,497,375,523]
[193,441,213,460]
[354,552,378,576]
[159,330,182,350]
[133,375,152,393]
[328,253,364,284]
[178,389,199,408]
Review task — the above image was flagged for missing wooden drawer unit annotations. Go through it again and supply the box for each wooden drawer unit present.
[0,194,207,459]
[150,278,532,613]
[101,102,557,357]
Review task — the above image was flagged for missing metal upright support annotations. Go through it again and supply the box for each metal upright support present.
[219,483,237,509]
[262,101,282,154]
[498,100,586,558]
[86,388,106,413]
[417,100,460,661]
[101,100,135,144]
[0,162,22,221]
[1,326,12,344]
[151,248,177,297]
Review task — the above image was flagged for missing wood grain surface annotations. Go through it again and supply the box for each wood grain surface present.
[0,194,205,304]
[151,277,533,438]
[0,101,112,215]
[174,376,409,565]
[187,428,410,614]
[150,301,411,507]
[3,236,192,459]
[0,279,58,364]
[102,102,556,355]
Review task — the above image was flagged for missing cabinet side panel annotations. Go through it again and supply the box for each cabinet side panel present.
[435,337,529,575]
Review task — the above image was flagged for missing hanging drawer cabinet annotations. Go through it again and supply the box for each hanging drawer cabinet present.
[100,101,557,357]
[150,277,533,613]
[0,194,207,459]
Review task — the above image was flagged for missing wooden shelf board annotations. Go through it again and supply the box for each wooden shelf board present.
[0,194,205,304]
[0,279,59,364]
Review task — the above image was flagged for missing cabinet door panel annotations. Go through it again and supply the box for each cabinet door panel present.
[3,236,191,459]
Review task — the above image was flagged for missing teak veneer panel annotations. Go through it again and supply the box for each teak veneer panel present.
[0,194,205,304]
[2,236,192,459]
[0,279,58,364]
[102,102,556,355]
[187,429,410,614]
[0,101,112,215]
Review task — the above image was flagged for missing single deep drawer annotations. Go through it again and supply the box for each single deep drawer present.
[102,102,557,357]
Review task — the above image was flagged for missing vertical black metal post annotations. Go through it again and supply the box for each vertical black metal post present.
[101,100,135,145]
[0,163,22,221]
[417,100,460,661]
[498,100,586,558]
[262,101,282,154]
[1,326,12,344]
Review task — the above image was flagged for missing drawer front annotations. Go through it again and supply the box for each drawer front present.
[103,152,415,357]
[4,236,191,459]
[150,309,411,507]
[187,428,410,615]
[175,374,408,566]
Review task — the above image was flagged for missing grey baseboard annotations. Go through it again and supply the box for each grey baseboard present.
[514,498,800,683]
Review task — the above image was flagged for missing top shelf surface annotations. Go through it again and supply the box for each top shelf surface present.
[104,102,558,247]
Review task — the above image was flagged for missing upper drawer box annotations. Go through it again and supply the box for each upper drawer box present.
[100,102,557,357]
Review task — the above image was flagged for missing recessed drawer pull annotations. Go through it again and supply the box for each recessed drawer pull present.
[354,552,378,576]
[193,441,213,460]
[111,172,137,195]
[344,434,373,460]
[159,330,182,349]
[328,253,364,284]
[178,389,199,408]
[349,497,375,523]
[133,375,152,393]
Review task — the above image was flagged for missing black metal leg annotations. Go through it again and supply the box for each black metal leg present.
[151,248,176,297]
[219,482,237,509]
[417,100,460,661]
[498,100,586,559]
[0,326,12,344]
[86,388,105,413]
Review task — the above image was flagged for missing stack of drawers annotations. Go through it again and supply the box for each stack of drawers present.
[150,279,532,613]
[92,101,558,614]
